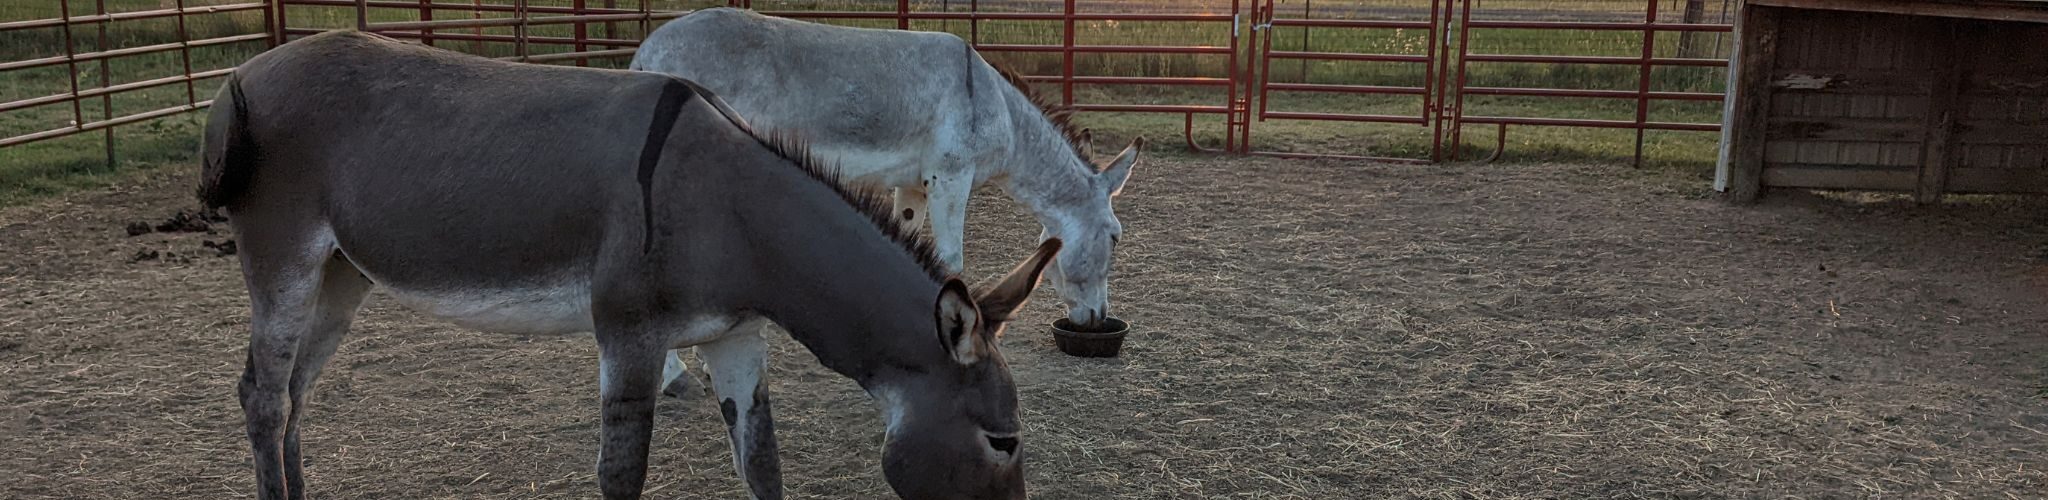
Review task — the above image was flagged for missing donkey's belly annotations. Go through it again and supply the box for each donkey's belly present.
[808,144,924,188]
[379,283,595,335]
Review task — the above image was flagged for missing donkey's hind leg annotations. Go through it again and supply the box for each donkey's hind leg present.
[280,255,374,498]
[235,230,342,500]
[593,326,669,499]
[696,319,783,500]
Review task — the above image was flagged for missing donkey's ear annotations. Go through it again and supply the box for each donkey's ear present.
[935,278,986,365]
[1077,128,1094,159]
[1097,137,1143,197]
[975,238,1062,326]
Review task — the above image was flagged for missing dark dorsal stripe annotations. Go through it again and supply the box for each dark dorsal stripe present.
[988,61,1090,166]
[964,43,977,134]
[637,79,696,254]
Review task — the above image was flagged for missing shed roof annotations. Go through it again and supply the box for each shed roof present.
[1747,0,2048,23]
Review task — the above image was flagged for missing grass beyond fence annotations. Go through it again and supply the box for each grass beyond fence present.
[0,0,1731,206]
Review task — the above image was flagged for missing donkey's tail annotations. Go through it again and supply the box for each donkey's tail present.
[196,73,256,208]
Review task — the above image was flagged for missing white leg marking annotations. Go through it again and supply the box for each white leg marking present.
[696,320,780,499]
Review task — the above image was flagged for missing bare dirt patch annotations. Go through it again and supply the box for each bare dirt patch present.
[3,157,2046,498]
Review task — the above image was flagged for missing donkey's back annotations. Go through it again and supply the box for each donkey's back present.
[204,31,700,335]
[633,7,1010,184]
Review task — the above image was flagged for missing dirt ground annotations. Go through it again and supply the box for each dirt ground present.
[4,155,2047,499]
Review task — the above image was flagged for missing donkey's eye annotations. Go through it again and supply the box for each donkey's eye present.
[986,435,1019,455]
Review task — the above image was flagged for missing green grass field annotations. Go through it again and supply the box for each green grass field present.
[0,0,1731,206]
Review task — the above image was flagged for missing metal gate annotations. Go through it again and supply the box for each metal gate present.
[1231,0,1733,163]
[1233,0,1454,161]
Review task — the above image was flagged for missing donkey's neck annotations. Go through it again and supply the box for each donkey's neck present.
[722,159,949,387]
[993,88,1098,229]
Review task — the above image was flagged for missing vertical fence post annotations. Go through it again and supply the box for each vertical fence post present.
[1427,0,1445,161]
[1422,0,1439,125]
[59,0,84,140]
[970,0,980,45]
[574,0,588,66]
[96,0,114,168]
[1448,0,1472,160]
[898,0,910,30]
[1245,0,1261,119]
[471,0,484,53]
[356,0,368,30]
[272,0,288,45]
[604,0,617,44]
[176,0,198,108]
[420,0,435,47]
[1633,0,1659,168]
[1237,0,1257,153]
[1229,0,1246,153]
[515,0,529,60]
[1061,0,1075,107]
[1437,0,1459,160]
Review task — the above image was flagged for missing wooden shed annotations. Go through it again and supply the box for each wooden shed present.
[1717,0,2048,203]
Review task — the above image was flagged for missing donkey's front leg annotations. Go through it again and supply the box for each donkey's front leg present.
[891,186,930,235]
[594,336,666,499]
[925,175,972,273]
[696,322,783,500]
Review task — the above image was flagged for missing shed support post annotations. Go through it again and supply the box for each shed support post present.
[1915,21,1966,204]
[1724,4,1779,204]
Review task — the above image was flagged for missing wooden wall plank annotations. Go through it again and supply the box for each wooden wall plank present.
[1884,143,1922,167]
[1965,74,2048,96]
[1767,165,2048,193]
[1960,144,1999,169]
[2013,146,2046,170]
[1947,168,2048,193]
[1889,94,1927,120]
[1767,117,1924,141]
[1769,70,1933,95]
[1765,141,1801,164]
[1841,143,1884,165]
[1764,164,1917,190]
[1957,121,2048,145]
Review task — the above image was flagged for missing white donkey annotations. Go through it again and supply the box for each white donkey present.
[631,8,1140,334]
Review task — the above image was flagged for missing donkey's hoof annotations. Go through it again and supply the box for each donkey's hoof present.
[661,376,696,399]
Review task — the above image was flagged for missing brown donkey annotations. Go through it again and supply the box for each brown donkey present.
[201,30,1046,500]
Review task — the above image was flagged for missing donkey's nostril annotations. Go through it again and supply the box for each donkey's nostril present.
[986,436,1019,455]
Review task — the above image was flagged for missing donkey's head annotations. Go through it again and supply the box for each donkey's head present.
[1042,134,1142,329]
[873,239,1059,500]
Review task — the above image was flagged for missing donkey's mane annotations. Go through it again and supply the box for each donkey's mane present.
[731,128,949,283]
[989,62,1094,167]
[764,132,947,282]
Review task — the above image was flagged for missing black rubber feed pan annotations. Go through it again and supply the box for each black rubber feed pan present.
[1050,317,1129,358]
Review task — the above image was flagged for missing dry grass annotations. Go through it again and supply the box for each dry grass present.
[3,154,2047,498]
